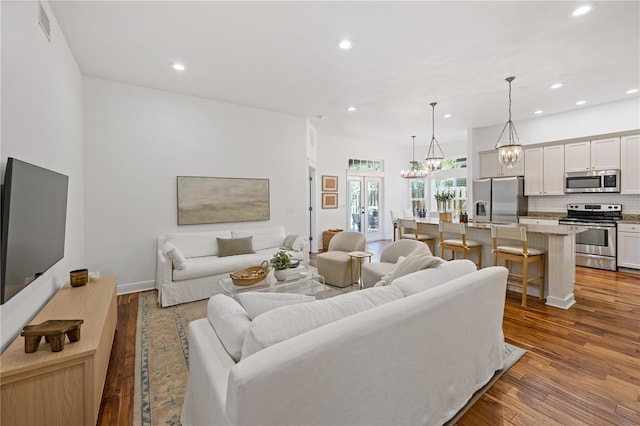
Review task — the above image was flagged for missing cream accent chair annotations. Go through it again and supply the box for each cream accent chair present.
[316,231,366,288]
[491,225,545,307]
[361,239,426,288]
[439,222,483,269]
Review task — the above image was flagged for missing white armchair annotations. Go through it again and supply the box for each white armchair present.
[361,239,426,288]
[316,231,366,287]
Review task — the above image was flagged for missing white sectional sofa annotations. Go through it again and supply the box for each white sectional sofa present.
[156,226,308,307]
[181,260,509,426]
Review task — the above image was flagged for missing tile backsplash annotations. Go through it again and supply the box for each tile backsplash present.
[528,194,640,215]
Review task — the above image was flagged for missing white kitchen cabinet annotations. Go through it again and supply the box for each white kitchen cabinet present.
[543,145,565,195]
[591,137,620,170]
[621,134,640,195]
[524,147,543,195]
[524,145,564,195]
[564,141,591,171]
[519,217,559,226]
[564,138,620,172]
[618,223,640,270]
[479,150,524,177]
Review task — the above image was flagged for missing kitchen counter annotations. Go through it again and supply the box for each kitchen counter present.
[618,213,640,224]
[418,218,586,236]
[416,219,587,309]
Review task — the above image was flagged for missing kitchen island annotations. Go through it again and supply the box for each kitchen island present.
[417,219,587,309]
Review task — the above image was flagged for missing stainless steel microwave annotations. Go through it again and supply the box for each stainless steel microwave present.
[564,169,620,193]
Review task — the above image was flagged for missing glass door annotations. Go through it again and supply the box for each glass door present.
[348,176,382,241]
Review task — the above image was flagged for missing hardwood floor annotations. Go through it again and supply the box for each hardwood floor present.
[99,241,640,425]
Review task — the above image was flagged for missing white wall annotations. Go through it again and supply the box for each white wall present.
[83,78,309,293]
[0,1,84,351]
[469,98,640,214]
[316,134,410,245]
[471,98,640,153]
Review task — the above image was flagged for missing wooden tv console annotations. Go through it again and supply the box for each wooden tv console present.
[1,276,117,426]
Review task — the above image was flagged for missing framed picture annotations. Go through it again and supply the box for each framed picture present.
[177,176,270,225]
[322,175,338,192]
[322,192,338,209]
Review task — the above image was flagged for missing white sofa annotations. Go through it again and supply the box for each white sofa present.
[181,260,509,426]
[156,226,309,307]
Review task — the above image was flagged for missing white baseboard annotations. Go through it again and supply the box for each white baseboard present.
[117,280,155,295]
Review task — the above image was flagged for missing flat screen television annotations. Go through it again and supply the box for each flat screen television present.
[1,158,69,304]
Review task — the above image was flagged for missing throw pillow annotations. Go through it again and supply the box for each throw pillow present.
[236,292,315,320]
[217,236,255,257]
[206,294,251,362]
[163,242,187,270]
[385,245,445,285]
[281,234,308,252]
[281,234,299,250]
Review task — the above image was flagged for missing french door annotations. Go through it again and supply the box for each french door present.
[347,176,382,241]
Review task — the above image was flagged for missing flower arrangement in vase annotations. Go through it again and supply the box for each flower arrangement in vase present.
[434,191,455,222]
[270,250,291,281]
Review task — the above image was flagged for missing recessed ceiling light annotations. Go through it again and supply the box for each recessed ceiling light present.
[534,110,544,115]
[443,114,452,118]
[626,88,638,94]
[550,83,563,89]
[572,6,592,17]
[576,100,587,105]
[346,106,356,112]
[172,63,185,71]
[339,40,352,50]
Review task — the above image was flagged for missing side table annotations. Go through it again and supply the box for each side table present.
[348,251,373,289]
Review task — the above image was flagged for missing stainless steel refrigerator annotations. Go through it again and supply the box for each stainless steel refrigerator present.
[472,176,527,223]
[472,178,492,222]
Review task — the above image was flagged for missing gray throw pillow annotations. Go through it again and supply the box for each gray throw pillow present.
[217,236,255,257]
[281,234,299,250]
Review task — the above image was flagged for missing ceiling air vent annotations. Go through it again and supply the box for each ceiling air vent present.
[38,2,51,42]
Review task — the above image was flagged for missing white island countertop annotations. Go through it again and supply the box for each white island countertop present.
[416,219,587,309]
[416,218,588,236]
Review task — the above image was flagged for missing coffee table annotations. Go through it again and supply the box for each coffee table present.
[218,268,345,300]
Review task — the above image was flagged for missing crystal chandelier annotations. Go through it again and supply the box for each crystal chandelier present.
[495,76,523,168]
[425,102,444,172]
[400,135,428,179]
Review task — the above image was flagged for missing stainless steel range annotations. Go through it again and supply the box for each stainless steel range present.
[559,203,622,271]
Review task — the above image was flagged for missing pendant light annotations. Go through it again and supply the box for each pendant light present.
[495,76,523,168]
[425,102,444,172]
[400,135,428,179]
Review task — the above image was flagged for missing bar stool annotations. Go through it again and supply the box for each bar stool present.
[389,209,403,241]
[491,225,545,307]
[438,222,482,269]
[398,219,436,254]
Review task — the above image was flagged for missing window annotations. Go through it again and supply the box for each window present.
[409,179,426,217]
[407,157,467,218]
[440,157,467,170]
[434,177,467,218]
[348,158,383,172]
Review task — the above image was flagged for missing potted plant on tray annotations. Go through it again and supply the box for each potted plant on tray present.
[270,250,291,281]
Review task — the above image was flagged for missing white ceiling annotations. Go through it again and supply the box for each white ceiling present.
[48,1,640,149]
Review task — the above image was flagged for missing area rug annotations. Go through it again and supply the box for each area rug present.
[133,290,526,425]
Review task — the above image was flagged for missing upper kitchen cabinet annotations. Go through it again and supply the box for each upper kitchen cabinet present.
[479,150,524,177]
[591,137,621,170]
[621,134,640,195]
[524,145,565,195]
[564,138,620,172]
